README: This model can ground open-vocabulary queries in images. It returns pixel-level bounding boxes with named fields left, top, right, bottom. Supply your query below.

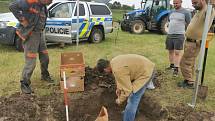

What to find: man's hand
left=115, top=89, right=122, bottom=105
left=116, top=89, right=121, bottom=97
left=115, top=98, right=121, bottom=105
left=20, top=17, right=28, bottom=27
left=115, top=89, right=128, bottom=105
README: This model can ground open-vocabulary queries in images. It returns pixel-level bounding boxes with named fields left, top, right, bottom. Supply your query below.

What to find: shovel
left=197, top=33, right=214, bottom=100
left=95, top=106, right=108, bottom=121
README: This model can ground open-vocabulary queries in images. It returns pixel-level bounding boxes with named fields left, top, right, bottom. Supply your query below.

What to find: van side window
left=90, top=5, right=111, bottom=15
left=74, top=4, right=85, bottom=16
left=51, top=3, right=74, bottom=18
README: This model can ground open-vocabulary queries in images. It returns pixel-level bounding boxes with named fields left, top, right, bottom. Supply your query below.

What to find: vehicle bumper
left=0, top=26, right=16, bottom=45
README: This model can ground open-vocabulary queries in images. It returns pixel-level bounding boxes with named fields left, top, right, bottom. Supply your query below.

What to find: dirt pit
left=0, top=67, right=214, bottom=121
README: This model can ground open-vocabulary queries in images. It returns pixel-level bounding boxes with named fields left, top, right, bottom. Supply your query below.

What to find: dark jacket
left=9, top=0, right=48, bottom=41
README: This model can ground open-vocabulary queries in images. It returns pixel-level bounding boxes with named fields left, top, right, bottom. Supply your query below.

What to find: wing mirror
left=155, top=0, right=159, bottom=5
left=48, top=11, right=55, bottom=18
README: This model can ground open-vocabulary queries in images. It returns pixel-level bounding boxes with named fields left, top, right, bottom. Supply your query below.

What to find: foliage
left=0, top=1, right=10, bottom=13
left=108, top=2, right=134, bottom=10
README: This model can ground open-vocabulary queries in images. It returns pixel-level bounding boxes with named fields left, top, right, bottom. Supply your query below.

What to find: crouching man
left=96, top=54, right=155, bottom=121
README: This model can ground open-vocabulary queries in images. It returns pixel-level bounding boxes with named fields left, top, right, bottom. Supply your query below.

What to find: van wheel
left=89, top=28, right=104, bottom=43
left=15, top=37, right=24, bottom=52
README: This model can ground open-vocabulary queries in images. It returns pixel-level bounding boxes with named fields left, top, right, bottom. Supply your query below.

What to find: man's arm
left=113, top=67, right=132, bottom=104
left=185, top=10, right=192, bottom=28
left=9, top=0, right=30, bottom=27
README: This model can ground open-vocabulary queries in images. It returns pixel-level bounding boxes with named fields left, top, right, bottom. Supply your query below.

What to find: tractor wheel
left=160, top=17, right=169, bottom=35
left=15, top=36, right=24, bottom=52
left=89, top=27, right=104, bottom=43
left=121, top=24, right=126, bottom=31
left=120, top=23, right=126, bottom=31
left=131, top=20, right=145, bottom=34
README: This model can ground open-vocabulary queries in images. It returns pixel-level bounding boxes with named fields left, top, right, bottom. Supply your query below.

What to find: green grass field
left=0, top=3, right=215, bottom=112
left=0, top=30, right=215, bottom=111
left=0, top=1, right=10, bottom=13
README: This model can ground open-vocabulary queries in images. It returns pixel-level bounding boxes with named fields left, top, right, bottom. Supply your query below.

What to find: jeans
left=123, top=70, right=155, bottom=121
left=123, top=83, right=147, bottom=121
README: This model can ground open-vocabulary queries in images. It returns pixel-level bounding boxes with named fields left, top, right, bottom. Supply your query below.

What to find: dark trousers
left=21, top=31, right=49, bottom=85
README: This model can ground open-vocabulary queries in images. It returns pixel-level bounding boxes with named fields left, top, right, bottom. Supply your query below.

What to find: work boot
left=186, top=82, right=194, bottom=89
left=165, top=64, right=174, bottom=70
left=177, top=80, right=188, bottom=88
left=173, top=67, right=179, bottom=77
left=20, top=82, right=32, bottom=94
left=41, top=75, right=54, bottom=83
left=177, top=80, right=194, bottom=89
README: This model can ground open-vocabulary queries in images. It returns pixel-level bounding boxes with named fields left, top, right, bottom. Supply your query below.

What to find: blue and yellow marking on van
left=46, top=21, right=72, bottom=26
left=6, top=21, right=18, bottom=27
left=46, top=17, right=112, bottom=37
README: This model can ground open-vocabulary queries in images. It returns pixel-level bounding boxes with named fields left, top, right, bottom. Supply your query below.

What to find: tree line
left=81, top=0, right=135, bottom=10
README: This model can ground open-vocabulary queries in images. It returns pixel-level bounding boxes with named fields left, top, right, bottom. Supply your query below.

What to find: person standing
left=9, top=0, right=54, bottom=94
left=178, top=0, right=215, bottom=88
left=96, top=54, right=155, bottom=121
left=165, top=0, right=191, bottom=76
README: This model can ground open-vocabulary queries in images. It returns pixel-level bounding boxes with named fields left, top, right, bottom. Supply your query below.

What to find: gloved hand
left=116, top=88, right=121, bottom=97
left=20, top=17, right=29, bottom=27
left=115, top=89, right=127, bottom=105
left=115, top=98, right=122, bottom=105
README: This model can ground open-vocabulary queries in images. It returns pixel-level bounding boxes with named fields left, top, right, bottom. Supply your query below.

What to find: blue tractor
left=121, top=0, right=172, bottom=34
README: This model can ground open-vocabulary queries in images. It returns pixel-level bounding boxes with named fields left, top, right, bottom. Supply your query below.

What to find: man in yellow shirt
left=178, top=0, right=215, bottom=88
left=96, top=54, right=155, bottom=121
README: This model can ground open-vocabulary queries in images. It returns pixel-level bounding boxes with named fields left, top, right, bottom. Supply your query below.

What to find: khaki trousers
left=180, top=41, right=201, bottom=81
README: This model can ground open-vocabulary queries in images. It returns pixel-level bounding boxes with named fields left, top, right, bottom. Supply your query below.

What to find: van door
left=45, top=2, right=75, bottom=43
left=71, top=3, right=89, bottom=40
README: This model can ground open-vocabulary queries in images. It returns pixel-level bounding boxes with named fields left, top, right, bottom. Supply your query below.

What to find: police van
left=0, top=0, right=113, bottom=51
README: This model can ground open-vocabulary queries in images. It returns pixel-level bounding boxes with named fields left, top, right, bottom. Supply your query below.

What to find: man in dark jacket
left=9, top=0, right=54, bottom=94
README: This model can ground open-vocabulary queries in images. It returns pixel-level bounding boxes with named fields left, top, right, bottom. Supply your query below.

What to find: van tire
left=89, top=28, right=104, bottom=43
left=15, top=37, right=24, bottom=52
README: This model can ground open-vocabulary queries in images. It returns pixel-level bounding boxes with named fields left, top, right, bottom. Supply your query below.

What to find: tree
left=122, top=4, right=134, bottom=10
left=112, top=1, right=121, bottom=9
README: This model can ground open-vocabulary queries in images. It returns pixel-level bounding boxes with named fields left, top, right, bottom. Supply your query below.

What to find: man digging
left=96, top=54, right=155, bottom=121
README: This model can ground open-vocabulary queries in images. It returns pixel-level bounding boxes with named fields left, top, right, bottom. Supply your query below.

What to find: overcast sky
left=110, top=0, right=193, bottom=9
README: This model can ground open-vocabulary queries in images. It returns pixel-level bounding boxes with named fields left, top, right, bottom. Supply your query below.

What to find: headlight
left=0, top=21, right=7, bottom=28
left=123, top=14, right=130, bottom=20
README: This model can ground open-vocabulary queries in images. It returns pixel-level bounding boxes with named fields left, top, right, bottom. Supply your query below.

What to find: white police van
left=0, top=0, right=113, bottom=51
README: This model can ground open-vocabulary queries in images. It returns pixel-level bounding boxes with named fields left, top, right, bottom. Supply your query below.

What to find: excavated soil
left=0, top=67, right=214, bottom=121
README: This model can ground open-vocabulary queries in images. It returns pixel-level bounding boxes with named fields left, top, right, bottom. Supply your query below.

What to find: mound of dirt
left=0, top=67, right=214, bottom=121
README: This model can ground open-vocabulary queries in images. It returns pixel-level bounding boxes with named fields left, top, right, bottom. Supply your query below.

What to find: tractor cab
left=142, top=0, right=170, bottom=19
left=121, top=0, right=172, bottom=34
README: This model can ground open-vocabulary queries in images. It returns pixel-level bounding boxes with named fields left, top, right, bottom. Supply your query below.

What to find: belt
left=186, top=38, right=196, bottom=43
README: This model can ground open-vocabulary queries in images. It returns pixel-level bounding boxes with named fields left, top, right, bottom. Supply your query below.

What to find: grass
left=0, top=5, right=215, bottom=112
left=112, top=9, right=128, bottom=21
left=0, top=1, right=10, bottom=13
left=1, top=30, right=215, bottom=111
